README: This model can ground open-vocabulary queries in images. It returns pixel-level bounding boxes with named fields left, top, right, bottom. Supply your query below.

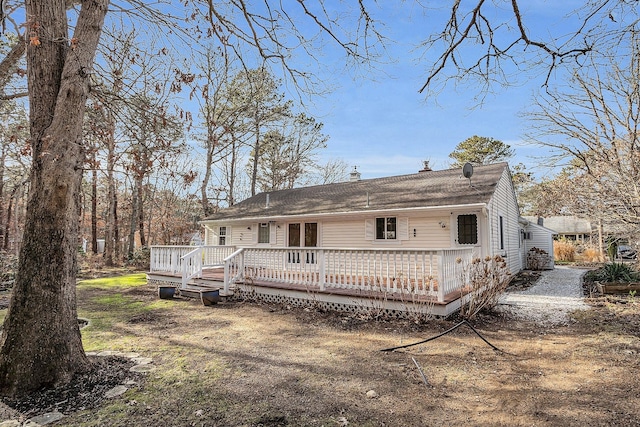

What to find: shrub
left=554, top=239, right=576, bottom=262
left=527, top=247, right=551, bottom=270
left=458, top=255, right=511, bottom=319
left=581, top=246, right=602, bottom=263
left=593, top=262, right=640, bottom=283
left=127, top=248, right=150, bottom=270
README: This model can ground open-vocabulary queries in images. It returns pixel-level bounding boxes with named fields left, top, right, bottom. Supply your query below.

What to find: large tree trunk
left=0, top=0, right=109, bottom=397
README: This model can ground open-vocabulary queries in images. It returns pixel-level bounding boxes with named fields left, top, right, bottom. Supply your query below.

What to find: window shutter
left=270, top=223, right=277, bottom=244
left=227, top=226, right=232, bottom=244
left=365, top=219, right=374, bottom=240
left=398, top=217, right=409, bottom=240
left=252, top=223, right=258, bottom=243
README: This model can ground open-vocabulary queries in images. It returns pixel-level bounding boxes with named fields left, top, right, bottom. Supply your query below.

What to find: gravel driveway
left=496, top=265, right=590, bottom=326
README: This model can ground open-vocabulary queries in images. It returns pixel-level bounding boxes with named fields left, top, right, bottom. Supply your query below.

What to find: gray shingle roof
left=205, top=162, right=509, bottom=221
left=525, top=216, right=592, bottom=234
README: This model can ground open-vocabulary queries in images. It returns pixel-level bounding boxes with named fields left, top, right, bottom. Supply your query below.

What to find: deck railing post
left=437, top=250, right=445, bottom=302
left=318, top=249, right=325, bottom=291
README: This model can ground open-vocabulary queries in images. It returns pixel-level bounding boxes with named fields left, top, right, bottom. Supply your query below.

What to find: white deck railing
left=150, top=245, right=237, bottom=276
left=150, top=246, right=475, bottom=302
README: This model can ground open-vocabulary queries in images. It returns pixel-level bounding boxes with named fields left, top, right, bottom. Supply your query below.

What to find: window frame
left=375, top=217, right=397, bottom=240
left=218, top=226, right=227, bottom=246
left=457, top=214, right=478, bottom=245
left=258, top=222, right=270, bottom=244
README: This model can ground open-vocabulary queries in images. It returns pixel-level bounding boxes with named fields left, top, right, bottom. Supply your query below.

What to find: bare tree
left=418, top=1, right=638, bottom=96
left=194, top=48, right=243, bottom=216
left=526, top=30, right=640, bottom=240
left=311, top=158, right=349, bottom=185
left=254, top=113, right=328, bottom=192
left=0, top=0, right=109, bottom=397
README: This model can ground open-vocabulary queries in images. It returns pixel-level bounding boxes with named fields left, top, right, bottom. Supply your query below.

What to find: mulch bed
left=1, top=356, right=143, bottom=418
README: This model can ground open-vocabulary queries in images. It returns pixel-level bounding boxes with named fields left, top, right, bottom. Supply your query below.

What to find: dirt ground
left=2, top=272, right=640, bottom=426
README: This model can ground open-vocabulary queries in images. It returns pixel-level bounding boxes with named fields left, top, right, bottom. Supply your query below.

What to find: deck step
left=179, top=285, right=221, bottom=306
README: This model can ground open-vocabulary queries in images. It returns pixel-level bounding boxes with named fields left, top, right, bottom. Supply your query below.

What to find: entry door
left=304, top=223, right=317, bottom=247
left=288, top=223, right=301, bottom=247
left=287, top=223, right=317, bottom=264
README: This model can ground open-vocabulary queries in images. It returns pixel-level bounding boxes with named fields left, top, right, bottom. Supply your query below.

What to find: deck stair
left=178, top=283, right=225, bottom=306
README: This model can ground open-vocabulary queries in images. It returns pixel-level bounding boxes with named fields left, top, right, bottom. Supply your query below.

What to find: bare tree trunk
left=127, top=180, right=138, bottom=260
left=598, top=218, right=605, bottom=261
left=103, top=112, right=117, bottom=265
left=91, top=167, right=98, bottom=254
left=0, top=144, right=5, bottom=247
left=0, top=0, right=109, bottom=397
left=200, top=140, right=214, bottom=216
left=250, top=124, right=260, bottom=196
left=137, top=175, right=146, bottom=248
left=229, top=139, right=237, bottom=206
left=2, top=184, right=19, bottom=251
left=113, top=192, right=120, bottom=261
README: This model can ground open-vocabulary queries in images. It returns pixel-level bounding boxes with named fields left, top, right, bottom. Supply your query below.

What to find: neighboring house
left=149, top=162, right=546, bottom=317
left=525, top=216, right=593, bottom=243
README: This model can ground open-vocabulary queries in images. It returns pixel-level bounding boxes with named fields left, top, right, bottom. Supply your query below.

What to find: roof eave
left=200, top=202, right=488, bottom=224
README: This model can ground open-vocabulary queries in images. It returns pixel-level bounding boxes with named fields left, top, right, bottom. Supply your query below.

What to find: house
left=148, top=162, right=548, bottom=317
left=519, top=218, right=556, bottom=269
left=525, top=216, right=593, bottom=243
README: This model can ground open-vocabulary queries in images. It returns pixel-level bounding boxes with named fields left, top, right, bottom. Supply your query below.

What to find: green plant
left=595, top=262, right=640, bottom=283
left=127, top=247, right=151, bottom=269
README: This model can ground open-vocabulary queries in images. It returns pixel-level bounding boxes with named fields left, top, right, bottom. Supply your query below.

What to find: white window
left=258, top=223, right=270, bottom=243
left=376, top=217, right=397, bottom=240
left=218, top=226, right=227, bottom=245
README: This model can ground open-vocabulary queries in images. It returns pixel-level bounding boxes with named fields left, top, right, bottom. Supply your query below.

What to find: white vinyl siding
left=524, top=224, right=555, bottom=269
left=487, top=168, right=523, bottom=273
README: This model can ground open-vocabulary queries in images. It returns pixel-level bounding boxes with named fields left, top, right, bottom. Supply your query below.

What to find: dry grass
left=3, top=274, right=640, bottom=426
left=580, top=246, right=604, bottom=263
left=554, top=240, right=577, bottom=262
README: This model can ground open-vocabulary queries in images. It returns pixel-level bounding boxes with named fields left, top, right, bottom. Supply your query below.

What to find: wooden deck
left=148, top=267, right=463, bottom=306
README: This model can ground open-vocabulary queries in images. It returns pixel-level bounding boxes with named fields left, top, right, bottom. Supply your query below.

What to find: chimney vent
left=419, top=160, right=432, bottom=172
left=350, top=166, right=361, bottom=182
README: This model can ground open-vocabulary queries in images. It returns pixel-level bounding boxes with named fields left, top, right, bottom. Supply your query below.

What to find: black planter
left=158, top=286, right=176, bottom=299
left=200, top=289, right=220, bottom=306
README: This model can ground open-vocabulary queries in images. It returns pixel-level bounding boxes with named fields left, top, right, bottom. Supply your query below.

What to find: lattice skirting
left=231, top=285, right=452, bottom=319
left=148, top=278, right=179, bottom=288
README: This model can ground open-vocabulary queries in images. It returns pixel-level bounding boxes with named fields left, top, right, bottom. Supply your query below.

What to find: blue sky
left=295, top=1, right=581, bottom=179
